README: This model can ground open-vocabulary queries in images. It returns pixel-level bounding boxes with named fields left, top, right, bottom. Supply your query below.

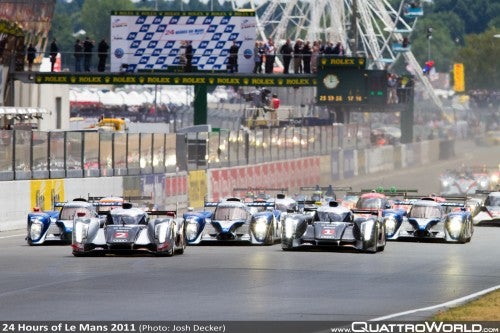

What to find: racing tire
left=175, top=235, right=186, bottom=255
left=281, top=240, right=293, bottom=251
left=264, top=223, right=274, bottom=246
left=362, top=226, right=379, bottom=254
left=166, top=247, right=174, bottom=257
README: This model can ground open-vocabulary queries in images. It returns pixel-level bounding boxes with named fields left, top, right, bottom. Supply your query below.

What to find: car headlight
left=384, top=216, right=397, bottom=236
left=479, top=180, right=489, bottom=188
left=284, top=217, right=300, bottom=238
left=74, top=222, right=89, bottom=243
left=253, top=217, right=269, bottom=240
left=447, top=216, right=463, bottom=238
left=155, top=223, right=171, bottom=244
left=29, top=220, right=44, bottom=240
left=491, top=174, right=499, bottom=183
left=185, top=222, right=199, bottom=241
left=361, top=219, right=375, bottom=241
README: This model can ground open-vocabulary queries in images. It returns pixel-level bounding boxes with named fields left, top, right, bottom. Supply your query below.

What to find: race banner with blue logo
left=110, top=11, right=256, bottom=73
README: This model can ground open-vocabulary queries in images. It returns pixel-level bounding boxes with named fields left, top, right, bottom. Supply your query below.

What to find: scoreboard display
left=110, top=11, right=256, bottom=73
left=316, top=56, right=367, bottom=105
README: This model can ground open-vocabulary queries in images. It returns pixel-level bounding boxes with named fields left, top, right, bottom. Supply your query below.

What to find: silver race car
left=473, top=191, right=500, bottom=226
left=281, top=201, right=386, bottom=253
left=71, top=203, right=186, bottom=256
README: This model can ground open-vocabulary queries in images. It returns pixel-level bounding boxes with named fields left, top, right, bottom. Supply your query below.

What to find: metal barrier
left=0, top=123, right=367, bottom=181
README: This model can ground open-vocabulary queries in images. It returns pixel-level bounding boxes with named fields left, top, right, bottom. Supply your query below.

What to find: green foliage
left=81, top=0, right=135, bottom=42
left=455, top=28, right=500, bottom=90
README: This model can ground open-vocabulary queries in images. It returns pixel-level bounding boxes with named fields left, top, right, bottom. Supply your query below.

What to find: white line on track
left=372, top=285, right=500, bottom=321
left=0, top=234, right=25, bottom=239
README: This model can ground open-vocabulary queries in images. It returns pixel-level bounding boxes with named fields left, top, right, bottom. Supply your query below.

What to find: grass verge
left=431, top=289, right=500, bottom=321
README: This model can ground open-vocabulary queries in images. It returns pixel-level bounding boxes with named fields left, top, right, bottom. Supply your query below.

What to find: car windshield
left=213, top=206, right=248, bottom=220
left=409, top=205, right=442, bottom=218
left=316, top=211, right=350, bottom=222
left=109, top=214, right=145, bottom=225
left=276, top=202, right=296, bottom=212
left=357, top=197, right=385, bottom=209
left=485, top=196, right=500, bottom=206
left=59, top=207, right=94, bottom=220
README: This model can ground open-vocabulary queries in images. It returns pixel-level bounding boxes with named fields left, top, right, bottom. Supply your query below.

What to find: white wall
left=13, top=81, right=70, bottom=130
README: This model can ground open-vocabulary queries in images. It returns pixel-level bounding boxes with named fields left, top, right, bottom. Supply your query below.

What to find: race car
left=473, top=191, right=500, bottom=226
left=281, top=201, right=386, bottom=253
left=183, top=198, right=279, bottom=245
left=299, top=185, right=352, bottom=204
left=353, top=190, right=413, bottom=239
left=386, top=197, right=473, bottom=243
left=26, top=198, right=98, bottom=245
left=439, top=167, right=491, bottom=195
left=71, top=203, right=186, bottom=256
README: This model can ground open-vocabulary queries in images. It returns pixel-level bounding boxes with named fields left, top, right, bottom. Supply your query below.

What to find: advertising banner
left=110, top=11, right=256, bottom=73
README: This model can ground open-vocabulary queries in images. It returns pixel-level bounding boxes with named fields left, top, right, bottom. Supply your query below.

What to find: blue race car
left=386, top=196, right=473, bottom=243
left=183, top=197, right=279, bottom=245
left=26, top=198, right=99, bottom=245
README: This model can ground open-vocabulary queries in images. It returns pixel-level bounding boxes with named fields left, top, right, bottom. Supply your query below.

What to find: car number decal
left=322, top=228, right=335, bottom=235
left=114, top=231, right=129, bottom=238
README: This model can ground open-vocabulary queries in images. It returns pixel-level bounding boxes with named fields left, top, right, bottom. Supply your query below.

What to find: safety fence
left=0, top=124, right=369, bottom=182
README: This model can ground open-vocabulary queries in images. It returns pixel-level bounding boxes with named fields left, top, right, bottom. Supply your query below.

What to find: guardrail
left=0, top=123, right=367, bottom=181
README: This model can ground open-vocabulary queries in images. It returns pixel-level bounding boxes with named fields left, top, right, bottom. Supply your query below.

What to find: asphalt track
left=0, top=139, right=499, bottom=324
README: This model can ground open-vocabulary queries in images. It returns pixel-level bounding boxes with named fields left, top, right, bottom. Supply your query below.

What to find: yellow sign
left=188, top=170, right=207, bottom=209
left=453, top=63, right=465, bottom=92
left=30, top=179, right=65, bottom=211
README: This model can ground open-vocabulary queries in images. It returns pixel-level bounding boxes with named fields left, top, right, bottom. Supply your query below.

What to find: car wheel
left=175, top=233, right=186, bottom=255
left=265, top=223, right=274, bottom=245
left=281, top=240, right=293, bottom=251
left=363, top=225, right=378, bottom=253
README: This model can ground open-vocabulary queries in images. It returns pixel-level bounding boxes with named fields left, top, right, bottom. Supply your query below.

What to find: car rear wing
left=246, top=201, right=275, bottom=208
left=361, top=188, right=418, bottom=197
left=233, top=187, right=288, bottom=193
left=53, top=197, right=88, bottom=209
left=299, top=186, right=352, bottom=192
left=145, top=210, right=178, bottom=218
left=351, top=209, right=380, bottom=216
left=88, top=195, right=152, bottom=202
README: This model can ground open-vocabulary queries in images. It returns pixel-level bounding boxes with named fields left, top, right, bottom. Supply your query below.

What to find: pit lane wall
left=0, top=140, right=443, bottom=232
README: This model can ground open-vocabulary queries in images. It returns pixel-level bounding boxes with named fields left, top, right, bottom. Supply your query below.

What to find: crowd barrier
left=0, top=124, right=453, bottom=231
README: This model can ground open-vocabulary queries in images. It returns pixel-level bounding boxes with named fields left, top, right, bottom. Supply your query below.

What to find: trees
left=455, top=27, right=500, bottom=90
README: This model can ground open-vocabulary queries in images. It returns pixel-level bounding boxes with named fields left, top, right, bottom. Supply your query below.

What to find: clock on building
left=323, top=74, right=340, bottom=89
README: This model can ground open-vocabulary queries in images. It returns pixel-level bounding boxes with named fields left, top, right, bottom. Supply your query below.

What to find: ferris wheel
left=230, top=0, right=443, bottom=111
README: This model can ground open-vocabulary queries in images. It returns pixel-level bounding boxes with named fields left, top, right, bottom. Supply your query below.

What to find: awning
left=0, top=107, right=51, bottom=119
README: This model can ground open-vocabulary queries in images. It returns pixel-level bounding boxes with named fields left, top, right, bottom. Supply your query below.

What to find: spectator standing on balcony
left=293, top=39, right=303, bottom=74
left=227, top=40, right=239, bottom=73
left=253, top=41, right=264, bottom=74
left=279, top=38, right=293, bottom=74
left=332, top=41, right=345, bottom=56
left=264, top=38, right=276, bottom=74
left=74, top=39, right=83, bottom=72
left=26, top=43, right=36, bottom=71
left=302, top=40, right=312, bottom=74
left=49, top=38, right=58, bottom=72
left=387, top=73, right=398, bottom=104
left=83, top=36, right=94, bottom=72
left=97, top=38, right=109, bottom=72
left=185, top=40, right=193, bottom=72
